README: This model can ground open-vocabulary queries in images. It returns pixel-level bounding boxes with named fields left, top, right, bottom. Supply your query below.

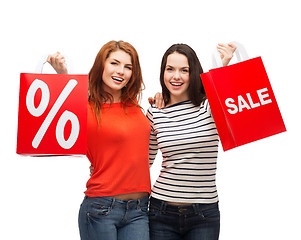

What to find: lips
left=170, top=82, right=183, bottom=86
left=112, top=76, right=124, bottom=83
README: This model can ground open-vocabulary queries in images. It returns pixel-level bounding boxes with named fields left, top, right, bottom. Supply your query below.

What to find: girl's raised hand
left=47, top=52, right=68, bottom=74
left=217, top=43, right=237, bottom=66
left=148, top=92, right=165, bottom=110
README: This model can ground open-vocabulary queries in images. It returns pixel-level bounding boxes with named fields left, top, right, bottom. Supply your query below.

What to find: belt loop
left=137, top=198, right=141, bottom=210
left=111, top=198, right=115, bottom=211
left=193, top=203, right=200, bottom=215
left=159, top=200, right=167, bottom=214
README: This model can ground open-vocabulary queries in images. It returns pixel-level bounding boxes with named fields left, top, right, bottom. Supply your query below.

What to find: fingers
left=158, top=100, right=165, bottom=110
left=217, top=43, right=236, bottom=66
left=46, top=51, right=68, bottom=74
left=217, top=44, right=229, bottom=56
left=217, top=43, right=228, bottom=49
left=47, top=52, right=65, bottom=65
left=217, top=43, right=237, bottom=55
left=228, top=43, right=237, bottom=51
left=154, top=92, right=164, bottom=110
left=89, top=165, right=94, bottom=176
left=216, top=44, right=227, bottom=59
left=148, top=97, right=154, bottom=105
left=148, top=93, right=165, bottom=109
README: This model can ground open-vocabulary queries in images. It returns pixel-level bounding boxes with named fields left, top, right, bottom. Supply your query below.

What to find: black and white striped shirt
left=147, top=99, right=219, bottom=203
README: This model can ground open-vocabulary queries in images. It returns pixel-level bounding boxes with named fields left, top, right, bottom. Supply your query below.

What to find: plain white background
left=1, top=0, right=300, bottom=239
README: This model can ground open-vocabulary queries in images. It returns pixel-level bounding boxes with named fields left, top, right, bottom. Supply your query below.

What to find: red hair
left=88, top=40, right=144, bottom=119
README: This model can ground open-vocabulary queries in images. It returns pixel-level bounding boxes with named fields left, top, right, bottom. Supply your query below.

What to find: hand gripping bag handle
left=35, top=54, right=72, bottom=73
left=212, top=41, right=249, bottom=68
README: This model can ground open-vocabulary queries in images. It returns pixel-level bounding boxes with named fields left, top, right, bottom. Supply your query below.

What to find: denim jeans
left=78, top=195, right=150, bottom=240
left=149, top=197, right=220, bottom=240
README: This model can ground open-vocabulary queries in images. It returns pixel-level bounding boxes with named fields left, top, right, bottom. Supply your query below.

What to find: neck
left=167, top=95, right=189, bottom=107
left=103, top=97, right=121, bottom=104
left=102, top=85, right=122, bottom=103
left=103, top=91, right=122, bottom=104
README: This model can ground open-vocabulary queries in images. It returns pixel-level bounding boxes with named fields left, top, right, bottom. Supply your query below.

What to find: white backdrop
left=1, top=0, right=300, bottom=239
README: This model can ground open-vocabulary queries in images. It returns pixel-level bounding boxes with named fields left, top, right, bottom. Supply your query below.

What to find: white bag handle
left=35, top=54, right=71, bottom=73
left=212, top=41, right=249, bottom=68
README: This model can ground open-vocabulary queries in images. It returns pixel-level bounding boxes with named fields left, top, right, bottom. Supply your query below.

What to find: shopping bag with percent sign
left=17, top=70, right=88, bottom=155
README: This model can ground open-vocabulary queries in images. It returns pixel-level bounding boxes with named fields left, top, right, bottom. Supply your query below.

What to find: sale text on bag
left=225, top=87, right=272, bottom=114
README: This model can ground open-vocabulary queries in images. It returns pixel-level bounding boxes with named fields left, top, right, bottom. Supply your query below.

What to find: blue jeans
left=149, top=197, right=220, bottom=240
left=78, top=196, right=150, bottom=240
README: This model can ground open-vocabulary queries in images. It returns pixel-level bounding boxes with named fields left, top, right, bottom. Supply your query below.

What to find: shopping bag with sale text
left=17, top=59, right=88, bottom=155
left=201, top=42, right=286, bottom=151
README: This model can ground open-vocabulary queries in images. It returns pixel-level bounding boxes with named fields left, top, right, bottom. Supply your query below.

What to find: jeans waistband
left=84, top=195, right=149, bottom=208
left=150, top=197, right=218, bottom=215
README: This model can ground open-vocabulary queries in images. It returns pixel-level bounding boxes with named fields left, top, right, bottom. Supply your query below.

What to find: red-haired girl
left=48, top=40, right=152, bottom=240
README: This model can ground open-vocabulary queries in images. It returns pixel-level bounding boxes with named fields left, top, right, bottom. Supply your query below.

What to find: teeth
left=112, top=77, right=124, bottom=82
left=171, top=82, right=183, bottom=86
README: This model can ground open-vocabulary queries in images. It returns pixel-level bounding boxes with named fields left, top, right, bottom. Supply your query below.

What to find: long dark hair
left=160, top=43, right=206, bottom=106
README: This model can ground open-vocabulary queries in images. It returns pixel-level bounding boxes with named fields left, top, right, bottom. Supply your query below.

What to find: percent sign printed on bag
left=26, top=79, right=79, bottom=149
left=17, top=73, right=88, bottom=155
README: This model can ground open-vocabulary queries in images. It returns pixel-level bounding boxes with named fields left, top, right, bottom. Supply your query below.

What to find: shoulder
left=146, top=104, right=166, bottom=123
left=204, top=98, right=210, bottom=111
left=200, top=99, right=212, bottom=116
left=146, top=104, right=155, bottom=120
left=87, top=102, right=95, bottom=115
left=201, top=98, right=209, bottom=109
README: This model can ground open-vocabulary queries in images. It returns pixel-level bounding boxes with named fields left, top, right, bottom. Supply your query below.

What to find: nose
left=173, top=70, right=180, bottom=80
left=116, top=65, right=124, bottom=75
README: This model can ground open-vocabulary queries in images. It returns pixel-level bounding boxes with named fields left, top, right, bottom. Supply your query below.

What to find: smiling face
left=163, top=52, right=190, bottom=105
left=102, top=50, right=133, bottom=102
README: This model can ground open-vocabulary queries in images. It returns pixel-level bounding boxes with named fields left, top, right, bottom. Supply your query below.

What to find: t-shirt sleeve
left=146, top=106, right=158, bottom=167
left=204, top=99, right=213, bottom=117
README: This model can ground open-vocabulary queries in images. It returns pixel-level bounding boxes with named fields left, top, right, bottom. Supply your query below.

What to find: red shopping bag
left=201, top=42, right=286, bottom=151
left=17, top=59, right=88, bottom=155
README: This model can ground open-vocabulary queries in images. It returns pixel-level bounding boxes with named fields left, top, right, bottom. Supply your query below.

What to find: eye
left=111, top=62, right=117, bottom=65
left=125, top=66, right=132, bottom=70
left=166, top=67, right=173, bottom=71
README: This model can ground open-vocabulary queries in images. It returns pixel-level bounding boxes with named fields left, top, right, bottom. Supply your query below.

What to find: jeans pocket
left=201, top=203, right=220, bottom=222
left=87, top=201, right=112, bottom=218
left=149, top=205, right=160, bottom=220
left=139, top=205, right=149, bottom=216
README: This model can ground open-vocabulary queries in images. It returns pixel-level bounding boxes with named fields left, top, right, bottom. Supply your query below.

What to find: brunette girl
left=147, top=43, right=236, bottom=240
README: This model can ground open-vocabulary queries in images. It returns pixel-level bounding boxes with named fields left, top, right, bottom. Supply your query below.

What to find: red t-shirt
left=85, top=102, right=151, bottom=197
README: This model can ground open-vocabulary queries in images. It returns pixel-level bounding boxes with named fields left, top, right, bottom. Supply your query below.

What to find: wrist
left=57, top=70, right=68, bottom=74
left=56, top=66, right=68, bottom=74
left=222, top=58, right=231, bottom=66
